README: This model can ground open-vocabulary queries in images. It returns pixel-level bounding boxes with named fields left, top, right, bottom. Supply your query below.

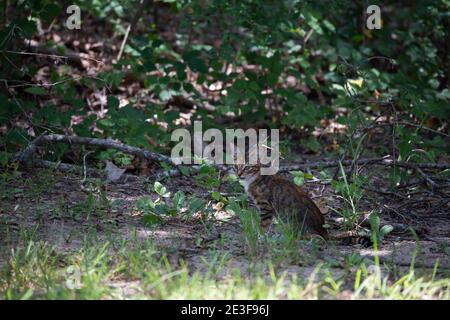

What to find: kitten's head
left=234, top=161, right=261, bottom=180
left=231, top=142, right=261, bottom=180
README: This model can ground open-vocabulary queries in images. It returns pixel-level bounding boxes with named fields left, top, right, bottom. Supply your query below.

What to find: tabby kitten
left=235, top=159, right=329, bottom=240
left=234, top=158, right=373, bottom=246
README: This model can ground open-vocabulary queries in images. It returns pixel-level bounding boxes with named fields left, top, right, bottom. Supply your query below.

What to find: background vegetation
left=1, top=0, right=449, bottom=166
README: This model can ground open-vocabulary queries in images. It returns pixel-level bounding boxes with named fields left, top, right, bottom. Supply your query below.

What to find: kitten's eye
left=236, top=165, right=245, bottom=177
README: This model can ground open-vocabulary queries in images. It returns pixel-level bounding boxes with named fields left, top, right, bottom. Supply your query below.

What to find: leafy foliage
left=138, top=181, right=212, bottom=225
left=1, top=0, right=448, bottom=160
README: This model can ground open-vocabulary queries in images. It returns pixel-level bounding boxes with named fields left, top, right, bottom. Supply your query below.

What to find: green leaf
left=226, top=201, right=242, bottom=216
left=137, top=196, right=155, bottom=211
left=159, top=89, right=175, bottom=101
left=173, top=190, right=185, bottom=210
left=157, top=163, right=170, bottom=173
left=41, top=3, right=62, bottom=23
left=153, top=203, right=169, bottom=215
left=24, top=87, right=47, bottom=95
left=304, top=173, right=314, bottom=180
left=211, top=191, right=222, bottom=202
left=369, top=212, right=381, bottom=232
left=267, top=73, right=279, bottom=87
left=183, top=51, right=208, bottom=73
left=291, top=171, right=305, bottom=186
left=0, top=151, right=10, bottom=166
left=143, top=213, right=164, bottom=226
left=153, top=181, right=167, bottom=196
left=304, top=137, right=321, bottom=153
left=323, top=20, right=336, bottom=33
left=15, top=18, right=37, bottom=38
left=188, top=197, right=204, bottom=214
left=97, top=118, right=115, bottom=128
left=107, top=96, right=120, bottom=109
left=179, top=165, right=190, bottom=176
left=380, top=225, right=394, bottom=237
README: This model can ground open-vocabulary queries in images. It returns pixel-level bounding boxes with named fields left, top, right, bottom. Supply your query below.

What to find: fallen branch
left=25, top=42, right=84, bottom=69
left=15, top=134, right=450, bottom=181
left=280, top=156, right=450, bottom=172
left=14, top=133, right=173, bottom=181
left=280, top=156, right=389, bottom=172
left=36, top=134, right=175, bottom=166
left=2, top=40, right=104, bottom=69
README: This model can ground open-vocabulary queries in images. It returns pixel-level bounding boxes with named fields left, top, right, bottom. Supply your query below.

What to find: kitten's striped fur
left=235, top=161, right=329, bottom=239
left=234, top=153, right=371, bottom=246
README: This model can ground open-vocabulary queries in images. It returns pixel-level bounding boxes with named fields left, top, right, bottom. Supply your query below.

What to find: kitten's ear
left=230, top=140, right=248, bottom=165
left=247, top=142, right=259, bottom=165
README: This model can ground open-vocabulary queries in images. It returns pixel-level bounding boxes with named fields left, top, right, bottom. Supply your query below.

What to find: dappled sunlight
left=1, top=0, right=448, bottom=301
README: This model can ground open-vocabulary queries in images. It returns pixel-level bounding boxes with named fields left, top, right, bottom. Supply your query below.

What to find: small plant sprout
left=369, top=212, right=394, bottom=246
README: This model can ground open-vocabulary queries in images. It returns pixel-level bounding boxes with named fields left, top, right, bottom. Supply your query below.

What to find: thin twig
left=370, top=121, right=450, bottom=138
left=0, top=46, right=104, bottom=68
left=416, top=167, right=438, bottom=191
left=117, top=0, right=151, bottom=61
left=82, top=151, right=94, bottom=183
left=281, top=156, right=450, bottom=172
